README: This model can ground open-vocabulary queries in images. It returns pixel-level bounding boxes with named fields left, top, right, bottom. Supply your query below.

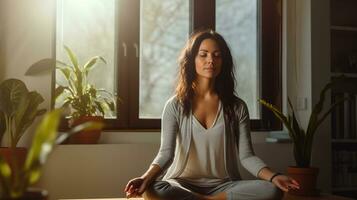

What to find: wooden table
left=62, top=194, right=355, bottom=200
left=283, top=193, right=354, bottom=200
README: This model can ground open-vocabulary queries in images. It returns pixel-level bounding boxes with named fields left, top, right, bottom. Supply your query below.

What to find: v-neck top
left=151, top=96, right=267, bottom=182
left=177, top=102, right=229, bottom=186
left=192, top=101, right=221, bottom=131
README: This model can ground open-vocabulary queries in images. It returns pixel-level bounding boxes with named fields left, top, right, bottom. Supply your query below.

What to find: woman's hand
left=124, top=177, right=149, bottom=198
left=272, top=174, right=300, bottom=192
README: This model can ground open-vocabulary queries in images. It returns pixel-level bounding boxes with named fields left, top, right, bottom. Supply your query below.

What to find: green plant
left=55, top=46, right=115, bottom=120
left=0, top=109, right=103, bottom=199
left=259, top=79, right=347, bottom=167
left=0, top=79, right=46, bottom=147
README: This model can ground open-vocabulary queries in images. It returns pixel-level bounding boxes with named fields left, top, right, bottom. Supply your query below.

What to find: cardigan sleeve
left=238, top=100, right=267, bottom=177
left=151, top=97, right=179, bottom=171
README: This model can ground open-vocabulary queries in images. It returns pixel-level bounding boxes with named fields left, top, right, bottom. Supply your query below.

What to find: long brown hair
left=175, top=29, right=238, bottom=116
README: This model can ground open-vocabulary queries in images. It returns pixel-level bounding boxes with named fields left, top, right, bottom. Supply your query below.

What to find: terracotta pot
left=287, top=166, right=319, bottom=196
left=66, top=116, right=104, bottom=144
left=0, top=147, right=27, bottom=174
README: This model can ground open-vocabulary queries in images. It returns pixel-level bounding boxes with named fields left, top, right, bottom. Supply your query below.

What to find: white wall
left=37, top=143, right=294, bottom=199
left=0, top=0, right=5, bottom=81
left=0, top=0, right=331, bottom=199
left=285, top=0, right=331, bottom=192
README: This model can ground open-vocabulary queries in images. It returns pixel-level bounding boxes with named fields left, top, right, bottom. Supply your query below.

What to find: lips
left=204, top=64, right=215, bottom=70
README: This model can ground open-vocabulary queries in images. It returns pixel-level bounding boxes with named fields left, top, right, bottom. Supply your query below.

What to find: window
left=55, top=0, right=282, bottom=131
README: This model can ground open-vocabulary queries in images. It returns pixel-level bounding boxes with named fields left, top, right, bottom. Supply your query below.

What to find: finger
left=124, top=182, right=131, bottom=192
left=126, top=191, right=132, bottom=198
left=290, top=184, right=300, bottom=190
left=126, top=190, right=138, bottom=198
left=291, top=179, right=300, bottom=188
left=125, top=180, right=135, bottom=192
left=129, top=185, right=136, bottom=193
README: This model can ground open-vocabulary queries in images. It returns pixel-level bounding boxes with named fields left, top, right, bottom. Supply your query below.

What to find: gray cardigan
left=151, top=96, right=267, bottom=181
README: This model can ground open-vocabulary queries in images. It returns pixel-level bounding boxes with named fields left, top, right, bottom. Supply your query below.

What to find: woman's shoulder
left=230, top=96, right=250, bottom=119
left=165, top=95, right=179, bottom=106
left=232, top=96, right=248, bottom=110
left=164, top=95, right=182, bottom=111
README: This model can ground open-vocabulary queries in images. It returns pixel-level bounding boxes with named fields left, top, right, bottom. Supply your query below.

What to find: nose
left=206, top=54, right=213, bottom=63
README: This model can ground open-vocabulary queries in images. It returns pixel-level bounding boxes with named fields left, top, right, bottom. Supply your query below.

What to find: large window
left=55, top=0, right=282, bottom=130
left=216, top=0, right=259, bottom=119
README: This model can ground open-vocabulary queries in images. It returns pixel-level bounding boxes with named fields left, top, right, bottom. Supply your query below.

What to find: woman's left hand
left=272, top=174, right=300, bottom=192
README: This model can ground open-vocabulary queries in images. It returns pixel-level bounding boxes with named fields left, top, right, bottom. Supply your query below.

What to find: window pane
left=56, top=0, right=117, bottom=118
left=139, top=0, right=189, bottom=119
left=216, top=0, right=260, bottom=119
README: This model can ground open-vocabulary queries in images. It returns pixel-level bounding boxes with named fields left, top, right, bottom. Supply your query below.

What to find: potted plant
left=55, top=46, right=116, bottom=144
left=0, top=78, right=46, bottom=173
left=259, top=78, right=348, bottom=196
left=0, top=109, right=103, bottom=199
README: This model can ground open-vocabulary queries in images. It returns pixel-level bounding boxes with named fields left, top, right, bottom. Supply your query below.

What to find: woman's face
left=194, top=38, right=222, bottom=80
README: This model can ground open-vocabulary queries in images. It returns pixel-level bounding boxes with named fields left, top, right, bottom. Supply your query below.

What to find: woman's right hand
left=124, top=177, right=148, bottom=198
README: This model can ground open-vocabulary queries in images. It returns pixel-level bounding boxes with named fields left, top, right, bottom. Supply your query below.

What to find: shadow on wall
left=0, top=1, right=4, bottom=81
left=0, top=31, right=4, bottom=81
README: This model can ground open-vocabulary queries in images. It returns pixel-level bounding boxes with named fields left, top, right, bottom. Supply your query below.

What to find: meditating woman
left=124, top=29, right=299, bottom=200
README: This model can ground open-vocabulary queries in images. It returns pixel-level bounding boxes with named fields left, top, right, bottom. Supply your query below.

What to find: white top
left=151, top=96, right=267, bottom=181
left=177, top=102, right=229, bottom=187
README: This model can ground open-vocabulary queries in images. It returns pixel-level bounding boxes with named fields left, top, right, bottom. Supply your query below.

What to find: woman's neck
left=193, top=78, right=216, bottom=98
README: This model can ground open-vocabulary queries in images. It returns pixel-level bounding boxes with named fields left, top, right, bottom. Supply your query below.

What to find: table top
left=283, top=193, right=354, bottom=200
left=61, top=194, right=354, bottom=200
left=60, top=199, right=144, bottom=200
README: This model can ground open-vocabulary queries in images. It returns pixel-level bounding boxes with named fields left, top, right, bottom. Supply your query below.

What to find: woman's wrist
left=269, top=172, right=282, bottom=182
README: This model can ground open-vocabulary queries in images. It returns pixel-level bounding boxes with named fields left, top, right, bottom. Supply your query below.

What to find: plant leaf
left=57, top=67, right=71, bottom=80
left=0, top=155, right=12, bottom=197
left=94, top=101, right=105, bottom=116
left=64, top=46, right=79, bottom=71
left=24, top=109, right=62, bottom=185
left=83, top=56, right=106, bottom=75
left=0, top=79, right=29, bottom=116
left=25, top=58, right=56, bottom=76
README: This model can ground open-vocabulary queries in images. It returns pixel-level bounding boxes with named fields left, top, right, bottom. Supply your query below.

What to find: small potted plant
left=0, top=78, right=46, bottom=173
left=259, top=78, right=348, bottom=196
left=0, top=109, right=103, bottom=199
left=55, top=46, right=116, bottom=144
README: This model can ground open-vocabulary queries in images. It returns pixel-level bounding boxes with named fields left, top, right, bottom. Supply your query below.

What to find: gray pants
left=146, top=179, right=283, bottom=200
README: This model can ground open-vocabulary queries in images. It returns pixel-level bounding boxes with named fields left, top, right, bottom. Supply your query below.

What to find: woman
left=124, top=30, right=299, bottom=200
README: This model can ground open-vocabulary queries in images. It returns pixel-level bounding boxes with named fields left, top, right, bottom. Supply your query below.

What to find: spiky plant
left=259, top=78, right=347, bottom=167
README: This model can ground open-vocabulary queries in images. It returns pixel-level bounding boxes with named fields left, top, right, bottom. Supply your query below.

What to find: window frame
left=55, top=0, right=282, bottom=131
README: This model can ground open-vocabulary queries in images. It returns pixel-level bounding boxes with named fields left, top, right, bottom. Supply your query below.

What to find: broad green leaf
left=56, top=60, right=71, bottom=68
left=83, top=56, right=107, bottom=76
left=24, top=109, right=62, bottom=185
left=0, top=156, right=11, bottom=178
left=94, top=101, right=105, bottom=116
left=104, top=98, right=115, bottom=111
left=57, top=67, right=72, bottom=80
left=55, top=86, right=66, bottom=100
left=0, top=79, right=29, bottom=116
left=64, top=46, right=79, bottom=71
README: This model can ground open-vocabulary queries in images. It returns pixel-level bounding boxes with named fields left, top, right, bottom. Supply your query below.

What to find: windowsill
left=265, top=131, right=292, bottom=143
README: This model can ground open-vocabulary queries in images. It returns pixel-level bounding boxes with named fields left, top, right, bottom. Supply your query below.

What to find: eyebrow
left=198, top=49, right=221, bottom=52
